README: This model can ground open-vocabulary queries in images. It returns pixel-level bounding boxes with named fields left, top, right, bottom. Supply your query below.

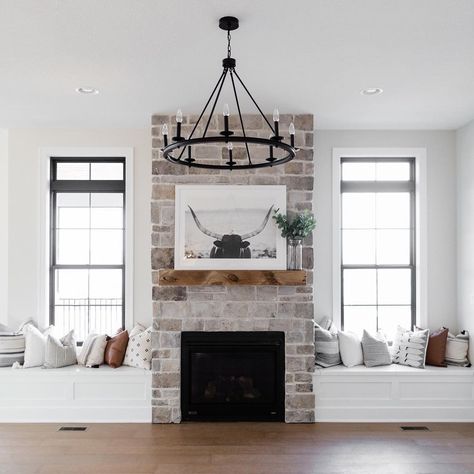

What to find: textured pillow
left=361, top=330, right=391, bottom=367
left=78, top=333, right=108, bottom=367
left=104, top=330, right=129, bottom=368
left=392, top=326, right=429, bottom=368
left=124, top=325, right=152, bottom=370
left=23, top=324, right=54, bottom=368
left=314, top=318, right=341, bottom=367
left=0, top=352, right=24, bottom=367
left=417, top=327, right=448, bottom=367
left=44, top=330, right=77, bottom=369
left=445, top=331, right=470, bottom=367
left=338, top=331, right=363, bottom=367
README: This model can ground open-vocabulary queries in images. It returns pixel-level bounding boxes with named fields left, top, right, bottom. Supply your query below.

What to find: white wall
left=0, top=130, right=8, bottom=325
left=457, top=119, right=474, bottom=361
left=6, top=128, right=151, bottom=330
left=315, top=130, right=457, bottom=332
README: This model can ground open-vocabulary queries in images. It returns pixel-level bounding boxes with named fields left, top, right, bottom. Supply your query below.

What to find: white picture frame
left=174, top=185, right=287, bottom=270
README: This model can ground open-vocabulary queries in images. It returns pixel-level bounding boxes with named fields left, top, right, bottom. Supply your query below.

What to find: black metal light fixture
left=161, top=16, right=298, bottom=170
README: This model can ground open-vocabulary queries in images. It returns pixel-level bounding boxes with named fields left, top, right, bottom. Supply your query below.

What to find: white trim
left=332, top=148, right=428, bottom=330
left=314, top=365, right=474, bottom=422
left=0, top=365, right=151, bottom=423
left=38, top=147, right=134, bottom=331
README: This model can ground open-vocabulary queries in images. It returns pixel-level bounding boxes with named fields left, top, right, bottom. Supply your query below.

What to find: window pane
left=376, top=193, right=410, bottom=229
left=343, top=306, right=377, bottom=337
left=54, top=269, right=122, bottom=342
left=342, top=193, right=375, bottom=229
left=342, top=162, right=375, bottom=181
left=89, top=269, right=123, bottom=299
left=91, top=193, right=123, bottom=229
left=56, top=229, right=89, bottom=264
left=376, top=162, right=410, bottom=181
left=342, top=230, right=375, bottom=264
left=376, top=229, right=410, bottom=264
left=90, top=230, right=123, bottom=264
left=56, top=193, right=90, bottom=229
left=91, top=163, right=124, bottom=180
left=343, top=269, right=376, bottom=305
left=378, top=306, right=412, bottom=341
left=377, top=269, right=411, bottom=305
left=56, top=162, right=89, bottom=180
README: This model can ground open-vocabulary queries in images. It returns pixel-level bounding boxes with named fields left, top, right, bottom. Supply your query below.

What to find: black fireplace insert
left=181, top=331, right=285, bottom=421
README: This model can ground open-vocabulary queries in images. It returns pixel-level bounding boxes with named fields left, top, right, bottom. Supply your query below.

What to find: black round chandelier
left=161, top=16, right=298, bottom=170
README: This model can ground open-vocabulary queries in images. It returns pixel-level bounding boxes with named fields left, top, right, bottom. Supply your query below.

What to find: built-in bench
left=0, top=365, right=151, bottom=423
left=313, top=364, right=474, bottom=422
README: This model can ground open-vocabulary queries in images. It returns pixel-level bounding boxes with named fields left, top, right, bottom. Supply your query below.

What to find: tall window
left=50, top=158, right=125, bottom=342
left=340, top=158, right=415, bottom=340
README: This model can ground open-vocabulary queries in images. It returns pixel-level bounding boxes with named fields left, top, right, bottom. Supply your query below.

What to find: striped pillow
left=44, top=330, right=77, bottom=369
left=445, top=331, right=470, bottom=367
left=361, top=330, right=392, bottom=367
left=392, top=326, right=429, bottom=369
left=314, top=318, right=341, bottom=368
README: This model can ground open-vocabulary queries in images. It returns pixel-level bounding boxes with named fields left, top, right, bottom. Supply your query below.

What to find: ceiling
left=0, top=0, right=473, bottom=130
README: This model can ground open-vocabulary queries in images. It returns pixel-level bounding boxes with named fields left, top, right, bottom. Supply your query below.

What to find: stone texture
left=151, top=113, right=315, bottom=423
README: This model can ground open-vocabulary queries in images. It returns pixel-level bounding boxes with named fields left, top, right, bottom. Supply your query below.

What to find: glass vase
left=287, top=238, right=303, bottom=270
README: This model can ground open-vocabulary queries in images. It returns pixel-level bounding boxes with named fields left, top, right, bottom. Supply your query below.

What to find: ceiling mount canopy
left=161, top=16, right=298, bottom=170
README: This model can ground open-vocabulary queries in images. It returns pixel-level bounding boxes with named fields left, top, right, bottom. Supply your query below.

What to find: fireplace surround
left=151, top=113, right=315, bottom=423
left=181, top=331, right=285, bottom=421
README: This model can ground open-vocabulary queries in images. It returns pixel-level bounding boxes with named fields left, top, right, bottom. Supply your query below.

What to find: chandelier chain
left=227, top=30, right=232, bottom=59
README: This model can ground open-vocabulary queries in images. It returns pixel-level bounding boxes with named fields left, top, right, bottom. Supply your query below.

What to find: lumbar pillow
left=44, top=330, right=77, bottom=369
left=104, top=330, right=129, bottom=368
left=78, top=333, right=108, bottom=367
left=338, top=331, right=363, bottom=367
left=314, top=317, right=341, bottom=367
left=416, top=326, right=449, bottom=367
left=23, top=324, right=54, bottom=368
left=0, top=330, right=26, bottom=367
left=445, top=330, right=470, bottom=367
left=391, top=326, right=429, bottom=368
left=361, top=330, right=391, bottom=367
left=124, top=325, right=152, bottom=370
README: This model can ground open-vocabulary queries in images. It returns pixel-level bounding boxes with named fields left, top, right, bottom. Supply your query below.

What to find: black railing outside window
left=50, top=158, right=126, bottom=342
left=340, top=158, right=416, bottom=340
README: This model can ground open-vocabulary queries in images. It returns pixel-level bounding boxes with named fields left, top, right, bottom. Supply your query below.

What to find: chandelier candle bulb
left=223, top=103, right=230, bottom=135
left=162, top=123, right=168, bottom=147
left=174, top=109, right=183, bottom=141
left=273, top=108, right=280, bottom=139
left=289, top=122, right=295, bottom=147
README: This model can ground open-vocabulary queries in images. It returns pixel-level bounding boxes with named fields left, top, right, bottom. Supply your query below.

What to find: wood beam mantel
left=158, top=270, right=306, bottom=286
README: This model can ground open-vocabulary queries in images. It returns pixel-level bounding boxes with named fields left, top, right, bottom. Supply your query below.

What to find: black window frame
left=340, top=157, right=417, bottom=333
left=49, top=157, right=126, bottom=340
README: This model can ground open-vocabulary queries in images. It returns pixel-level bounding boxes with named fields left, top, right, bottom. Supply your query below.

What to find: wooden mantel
left=158, top=270, right=306, bottom=286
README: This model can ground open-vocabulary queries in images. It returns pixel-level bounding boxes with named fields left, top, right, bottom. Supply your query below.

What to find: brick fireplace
left=150, top=113, right=315, bottom=423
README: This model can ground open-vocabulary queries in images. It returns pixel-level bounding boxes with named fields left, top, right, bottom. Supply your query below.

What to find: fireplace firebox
left=181, top=332, right=285, bottom=421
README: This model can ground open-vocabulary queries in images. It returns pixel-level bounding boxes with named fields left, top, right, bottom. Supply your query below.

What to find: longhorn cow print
left=187, top=205, right=274, bottom=258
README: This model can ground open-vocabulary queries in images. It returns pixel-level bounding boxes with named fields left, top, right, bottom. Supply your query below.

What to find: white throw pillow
left=123, top=325, right=152, bottom=370
left=391, top=326, right=429, bottom=369
left=338, top=331, right=363, bottom=367
left=78, top=333, right=108, bottom=367
left=23, top=324, right=54, bottom=368
left=44, top=330, right=77, bottom=369
left=445, top=331, right=470, bottom=367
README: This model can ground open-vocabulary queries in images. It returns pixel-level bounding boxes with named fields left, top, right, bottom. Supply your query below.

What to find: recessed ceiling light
left=75, top=87, right=99, bottom=95
left=361, top=88, right=383, bottom=96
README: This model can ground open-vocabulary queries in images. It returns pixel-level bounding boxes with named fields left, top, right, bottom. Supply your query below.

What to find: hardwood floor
left=1, top=422, right=474, bottom=473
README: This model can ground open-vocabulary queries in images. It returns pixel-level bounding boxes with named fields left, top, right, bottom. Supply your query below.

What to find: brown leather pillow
left=424, top=327, right=449, bottom=367
left=104, top=330, right=129, bottom=368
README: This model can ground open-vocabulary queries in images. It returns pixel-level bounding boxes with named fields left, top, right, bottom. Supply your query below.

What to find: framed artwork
left=174, top=185, right=287, bottom=270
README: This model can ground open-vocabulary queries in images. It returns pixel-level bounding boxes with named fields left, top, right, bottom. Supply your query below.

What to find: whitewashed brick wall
left=151, top=113, right=315, bottom=423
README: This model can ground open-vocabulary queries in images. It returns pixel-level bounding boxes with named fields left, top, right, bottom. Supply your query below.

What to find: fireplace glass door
left=181, top=332, right=285, bottom=421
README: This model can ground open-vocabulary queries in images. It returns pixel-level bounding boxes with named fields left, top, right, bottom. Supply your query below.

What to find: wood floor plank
left=0, top=422, right=473, bottom=474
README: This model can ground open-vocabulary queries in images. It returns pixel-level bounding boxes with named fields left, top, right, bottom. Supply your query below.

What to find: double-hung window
left=340, top=158, right=416, bottom=340
left=49, top=159, right=126, bottom=343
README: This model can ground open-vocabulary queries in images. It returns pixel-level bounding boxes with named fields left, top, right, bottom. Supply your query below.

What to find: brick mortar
left=151, top=114, right=315, bottom=423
